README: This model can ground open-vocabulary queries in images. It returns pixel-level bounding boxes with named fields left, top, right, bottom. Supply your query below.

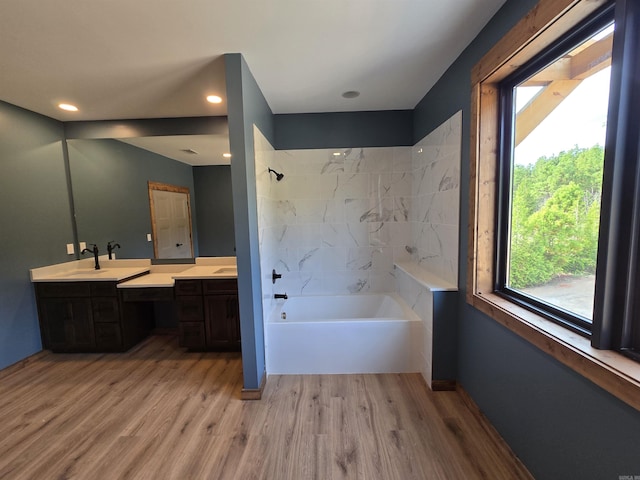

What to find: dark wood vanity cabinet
left=90, top=282, right=124, bottom=351
left=35, top=282, right=95, bottom=352
left=35, top=281, right=150, bottom=352
left=176, top=279, right=240, bottom=351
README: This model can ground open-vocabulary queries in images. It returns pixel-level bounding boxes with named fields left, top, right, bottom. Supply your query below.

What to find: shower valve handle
left=272, top=269, right=282, bottom=284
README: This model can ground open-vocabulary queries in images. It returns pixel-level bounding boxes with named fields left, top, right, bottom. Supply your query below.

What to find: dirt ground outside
left=520, top=274, right=595, bottom=320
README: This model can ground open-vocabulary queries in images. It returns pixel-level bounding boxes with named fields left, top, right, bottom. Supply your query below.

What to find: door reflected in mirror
left=148, top=181, right=194, bottom=259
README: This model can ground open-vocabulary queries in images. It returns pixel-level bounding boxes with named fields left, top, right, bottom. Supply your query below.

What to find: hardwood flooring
left=0, top=335, right=532, bottom=479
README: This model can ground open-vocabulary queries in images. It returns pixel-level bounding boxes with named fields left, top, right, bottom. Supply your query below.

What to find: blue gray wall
left=274, top=110, right=413, bottom=149
left=0, top=101, right=74, bottom=369
left=413, top=1, right=640, bottom=478
left=225, top=53, right=275, bottom=390
left=68, top=139, right=199, bottom=258
left=193, top=165, right=235, bottom=256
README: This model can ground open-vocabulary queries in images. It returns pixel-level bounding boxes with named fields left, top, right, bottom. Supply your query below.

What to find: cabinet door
left=204, top=295, right=239, bottom=350
left=175, top=280, right=202, bottom=296
left=229, top=294, right=241, bottom=349
left=40, top=298, right=95, bottom=351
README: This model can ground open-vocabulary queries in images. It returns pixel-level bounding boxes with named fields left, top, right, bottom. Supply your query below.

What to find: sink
left=63, top=269, right=110, bottom=276
left=214, top=267, right=237, bottom=274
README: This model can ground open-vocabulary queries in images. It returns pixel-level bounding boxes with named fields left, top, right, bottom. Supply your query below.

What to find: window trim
left=494, top=6, right=614, bottom=337
left=468, top=0, right=640, bottom=412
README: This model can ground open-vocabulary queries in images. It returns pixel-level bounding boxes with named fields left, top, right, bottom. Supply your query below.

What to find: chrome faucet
left=107, top=241, right=121, bottom=260
left=81, top=244, right=100, bottom=270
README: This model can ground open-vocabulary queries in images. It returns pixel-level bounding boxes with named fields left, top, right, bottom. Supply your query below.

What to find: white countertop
left=169, top=256, right=237, bottom=280
left=30, top=257, right=237, bottom=286
left=31, top=258, right=151, bottom=282
left=171, top=265, right=238, bottom=280
left=117, top=264, right=196, bottom=288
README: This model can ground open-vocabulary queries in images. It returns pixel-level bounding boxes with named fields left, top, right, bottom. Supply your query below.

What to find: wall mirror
left=67, top=124, right=233, bottom=260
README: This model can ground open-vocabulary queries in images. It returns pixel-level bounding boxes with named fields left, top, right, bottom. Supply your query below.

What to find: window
left=468, top=0, right=640, bottom=409
left=495, top=9, right=614, bottom=336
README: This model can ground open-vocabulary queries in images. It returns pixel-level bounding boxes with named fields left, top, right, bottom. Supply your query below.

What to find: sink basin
left=64, top=269, right=110, bottom=276
left=214, top=267, right=237, bottom=274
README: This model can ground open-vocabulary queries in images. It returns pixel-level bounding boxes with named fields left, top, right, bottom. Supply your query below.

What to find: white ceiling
left=0, top=0, right=506, bottom=162
left=118, top=134, right=231, bottom=166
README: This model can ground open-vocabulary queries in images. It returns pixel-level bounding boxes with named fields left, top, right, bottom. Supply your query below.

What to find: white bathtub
left=265, top=293, right=422, bottom=374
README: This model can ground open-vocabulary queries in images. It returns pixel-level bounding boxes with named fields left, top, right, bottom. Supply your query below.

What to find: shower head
left=268, top=168, right=284, bottom=181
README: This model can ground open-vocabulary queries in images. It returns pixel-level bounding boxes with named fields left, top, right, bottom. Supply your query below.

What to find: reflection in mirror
left=67, top=131, right=234, bottom=260
left=148, top=181, right=194, bottom=259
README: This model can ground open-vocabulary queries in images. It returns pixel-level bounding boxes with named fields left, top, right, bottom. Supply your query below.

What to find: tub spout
left=274, top=293, right=288, bottom=300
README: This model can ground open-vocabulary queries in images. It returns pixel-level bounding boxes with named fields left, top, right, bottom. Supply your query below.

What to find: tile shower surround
left=254, top=111, right=461, bottom=301
left=410, top=110, right=461, bottom=285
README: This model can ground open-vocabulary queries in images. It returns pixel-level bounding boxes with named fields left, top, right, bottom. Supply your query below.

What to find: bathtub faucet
left=274, top=293, right=288, bottom=300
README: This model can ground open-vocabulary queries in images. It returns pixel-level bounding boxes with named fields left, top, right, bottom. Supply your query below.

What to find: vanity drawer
left=92, top=297, right=120, bottom=323
left=176, top=297, right=204, bottom=322
left=175, top=280, right=202, bottom=296
left=178, top=322, right=206, bottom=349
left=36, top=282, right=90, bottom=298
left=203, top=279, right=238, bottom=295
left=90, top=282, right=117, bottom=297
left=120, top=287, right=174, bottom=302
left=94, top=322, right=123, bottom=351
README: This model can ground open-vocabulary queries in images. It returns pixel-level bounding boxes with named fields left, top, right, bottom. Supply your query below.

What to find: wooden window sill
left=470, top=292, right=640, bottom=412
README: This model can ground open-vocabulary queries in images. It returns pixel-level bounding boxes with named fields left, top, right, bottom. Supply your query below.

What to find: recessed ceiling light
left=332, top=152, right=341, bottom=156
left=223, top=153, right=232, bottom=158
left=58, top=103, right=78, bottom=112
left=341, top=91, right=360, bottom=99
left=206, top=95, right=222, bottom=104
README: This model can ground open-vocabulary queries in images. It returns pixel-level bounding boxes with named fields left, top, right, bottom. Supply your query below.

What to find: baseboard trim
left=0, top=349, right=49, bottom=380
left=457, top=385, right=533, bottom=478
left=431, top=379, right=457, bottom=391
left=241, top=371, right=267, bottom=400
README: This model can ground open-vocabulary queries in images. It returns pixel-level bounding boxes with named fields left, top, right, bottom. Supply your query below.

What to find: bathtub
left=265, top=293, right=421, bottom=374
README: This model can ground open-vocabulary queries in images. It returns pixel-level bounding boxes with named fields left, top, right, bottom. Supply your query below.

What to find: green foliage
left=508, top=145, right=604, bottom=288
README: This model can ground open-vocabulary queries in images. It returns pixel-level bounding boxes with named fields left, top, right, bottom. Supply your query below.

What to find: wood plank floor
left=0, top=335, right=533, bottom=479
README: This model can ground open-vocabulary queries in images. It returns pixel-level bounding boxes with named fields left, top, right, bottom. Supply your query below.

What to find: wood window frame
left=468, top=0, right=640, bottom=412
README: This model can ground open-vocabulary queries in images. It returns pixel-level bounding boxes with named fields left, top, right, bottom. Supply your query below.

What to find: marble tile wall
left=254, top=126, right=277, bottom=317
left=259, top=146, right=413, bottom=296
left=256, top=111, right=460, bottom=302
left=409, top=110, right=461, bottom=286
left=395, top=266, right=433, bottom=382
left=396, top=110, right=462, bottom=386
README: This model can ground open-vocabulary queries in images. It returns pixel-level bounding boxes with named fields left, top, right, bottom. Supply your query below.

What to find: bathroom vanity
left=175, top=278, right=240, bottom=351
left=34, top=280, right=153, bottom=352
left=30, top=257, right=238, bottom=353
